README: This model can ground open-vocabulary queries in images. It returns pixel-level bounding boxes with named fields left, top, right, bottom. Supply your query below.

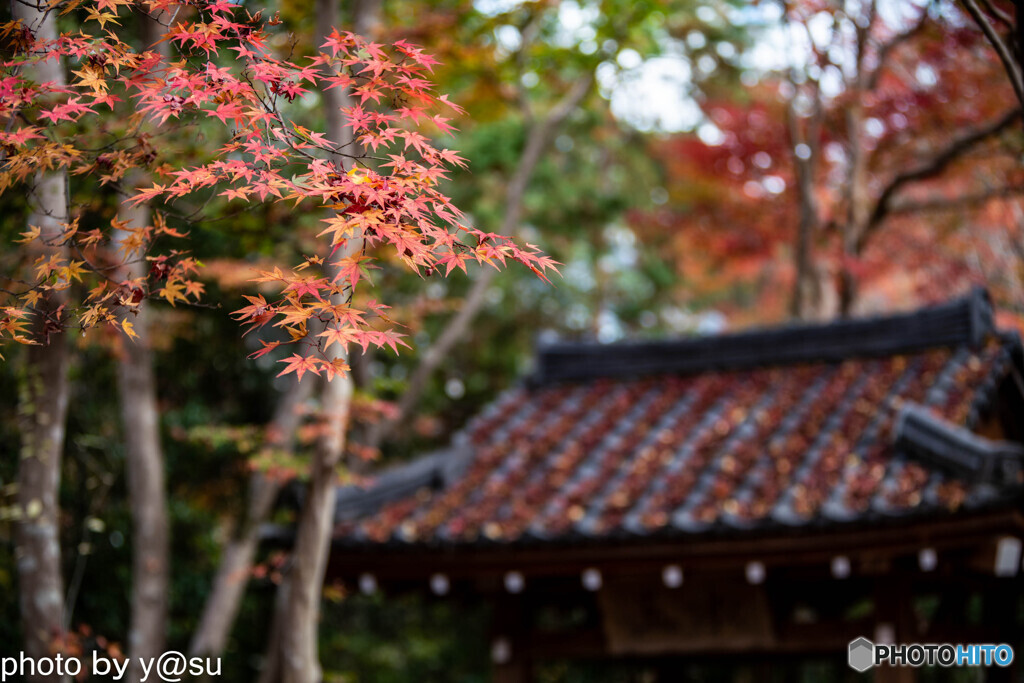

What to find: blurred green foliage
left=321, top=594, right=490, bottom=683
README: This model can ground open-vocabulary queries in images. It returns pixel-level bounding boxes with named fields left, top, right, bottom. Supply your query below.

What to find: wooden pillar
left=873, top=577, right=916, bottom=683
left=733, top=663, right=758, bottom=683
left=492, top=594, right=532, bottom=683
left=493, top=660, right=530, bottom=683
left=982, top=579, right=1019, bottom=683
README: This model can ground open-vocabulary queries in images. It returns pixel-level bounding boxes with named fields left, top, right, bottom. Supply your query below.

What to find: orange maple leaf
left=276, top=353, right=321, bottom=380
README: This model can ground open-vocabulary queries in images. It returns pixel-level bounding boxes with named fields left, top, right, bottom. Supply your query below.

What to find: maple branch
left=980, top=0, right=1015, bottom=27
left=867, top=5, right=929, bottom=91
left=981, top=0, right=1015, bottom=27
left=0, top=106, right=22, bottom=165
left=961, top=0, right=1024, bottom=108
left=1006, top=200, right=1024, bottom=267
left=365, top=72, right=594, bottom=450
left=514, top=9, right=544, bottom=122
left=138, top=6, right=180, bottom=31
left=858, top=106, right=1023, bottom=253
left=888, top=183, right=1024, bottom=214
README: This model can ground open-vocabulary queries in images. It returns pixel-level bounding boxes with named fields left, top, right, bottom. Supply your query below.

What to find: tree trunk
left=189, top=374, right=314, bottom=657
left=115, top=197, right=171, bottom=680
left=258, top=2, right=376, bottom=680
left=786, top=90, right=819, bottom=320
left=840, top=103, right=870, bottom=317
left=13, top=4, right=70, bottom=681
left=16, top=284, right=70, bottom=683
left=279, top=374, right=353, bottom=683
left=115, top=13, right=171, bottom=679
left=839, top=5, right=874, bottom=318
left=189, top=477, right=277, bottom=657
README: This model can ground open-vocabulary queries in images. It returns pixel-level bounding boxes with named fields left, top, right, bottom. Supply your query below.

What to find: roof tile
left=337, top=294, right=1023, bottom=547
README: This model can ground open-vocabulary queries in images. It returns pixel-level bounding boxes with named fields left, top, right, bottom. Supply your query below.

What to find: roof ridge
left=895, top=402, right=1024, bottom=485
left=532, top=288, right=995, bottom=384
left=333, top=448, right=472, bottom=523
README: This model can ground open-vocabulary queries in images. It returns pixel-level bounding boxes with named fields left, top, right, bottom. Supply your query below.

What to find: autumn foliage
left=632, top=3, right=1023, bottom=325
left=0, top=0, right=556, bottom=375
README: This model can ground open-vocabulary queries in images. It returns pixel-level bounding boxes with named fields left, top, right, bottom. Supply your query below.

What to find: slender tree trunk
left=786, top=89, right=819, bottom=320
left=16, top=257, right=70, bottom=683
left=114, top=14, right=171, bottom=679
left=840, top=100, right=869, bottom=318
left=839, top=3, right=874, bottom=317
left=840, top=107, right=873, bottom=317
left=255, top=567, right=291, bottom=682
left=16, top=315, right=69, bottom=683
left=13, top=4, right=70, bottom=681
left=189, top=374, right=314, bottom=657
left=279, top=374, right=352, bottom=683
left=115, top=197, right=171, bottom=679
left=259, top=2, right=377, bottom=681
left=187, top=477, right=274, bottom=657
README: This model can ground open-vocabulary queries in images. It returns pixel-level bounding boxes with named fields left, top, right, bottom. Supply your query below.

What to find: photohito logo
left=847, top=638, right=1014, bottom=670
left=848, top=637, right=875, bottom=672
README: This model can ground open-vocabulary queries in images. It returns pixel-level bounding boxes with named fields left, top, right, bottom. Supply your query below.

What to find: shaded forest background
left=1, top=0, right=1023, bottom=680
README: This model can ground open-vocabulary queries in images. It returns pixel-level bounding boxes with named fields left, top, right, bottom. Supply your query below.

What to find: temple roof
left=332, top=289, right=1024, bottom=548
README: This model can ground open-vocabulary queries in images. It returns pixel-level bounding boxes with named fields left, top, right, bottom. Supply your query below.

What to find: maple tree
left=1, top=0, right=555, bottom=368
left=633, top=0, right=1024, bottom=325
left=1, top=1, right=556, bottom=680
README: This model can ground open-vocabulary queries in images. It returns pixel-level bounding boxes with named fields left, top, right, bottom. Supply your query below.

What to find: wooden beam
left=597, top=575, right=775, bottom=655
left=326, top=509, right=1024, bottom=582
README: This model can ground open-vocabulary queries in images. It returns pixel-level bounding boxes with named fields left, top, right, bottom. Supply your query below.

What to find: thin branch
left=1006, top=199, right=1024, bottom=266
left=867, top=5, right=930, bottom=91
left=961, top=0, right=1024, bottom=107
left=978, top=0, right=1014, bottom=28
left=888, top=183, right=1024, bottom=214
left=514, top=9, right=544, bottom=123
left=858, top=106, right=1023, bottom=252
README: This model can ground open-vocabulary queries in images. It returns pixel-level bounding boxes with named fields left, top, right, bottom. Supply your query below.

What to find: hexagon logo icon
left=848, top=637, right=875, bottom=672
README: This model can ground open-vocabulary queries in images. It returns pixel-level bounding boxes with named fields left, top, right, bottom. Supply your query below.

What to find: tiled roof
left=334, top=290, right=1024, bottom=547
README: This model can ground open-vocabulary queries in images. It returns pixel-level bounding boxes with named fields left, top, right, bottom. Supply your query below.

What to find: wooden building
left=325, top=289, right=1024, bottom=682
